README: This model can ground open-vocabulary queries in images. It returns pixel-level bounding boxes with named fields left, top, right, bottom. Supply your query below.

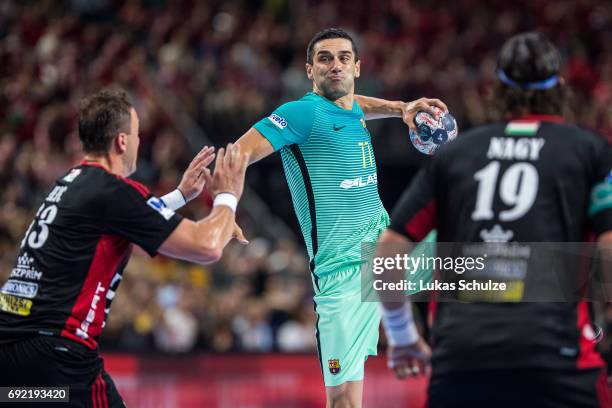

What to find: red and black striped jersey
left=390, top=115, right=612, bottom=373
left=0, top=162, right=182, bottom=349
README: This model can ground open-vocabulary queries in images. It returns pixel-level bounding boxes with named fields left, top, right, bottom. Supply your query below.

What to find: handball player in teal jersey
left=235, top=28, right=446, bottom=407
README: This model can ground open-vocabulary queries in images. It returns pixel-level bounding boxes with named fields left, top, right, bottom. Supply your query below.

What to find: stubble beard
left=319, top=79, right=352, bottom=101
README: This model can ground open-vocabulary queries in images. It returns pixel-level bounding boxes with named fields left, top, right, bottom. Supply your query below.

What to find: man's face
left=307, top=38, right=360, bottom=101
left=124, top=108, right=140, bottom=176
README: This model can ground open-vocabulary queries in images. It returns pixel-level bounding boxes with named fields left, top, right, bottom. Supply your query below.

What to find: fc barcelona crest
left=328, top=359, right=341, bottom=375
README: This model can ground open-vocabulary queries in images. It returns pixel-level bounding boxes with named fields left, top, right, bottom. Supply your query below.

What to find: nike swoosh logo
left=333, top=125, right=346, bottom=131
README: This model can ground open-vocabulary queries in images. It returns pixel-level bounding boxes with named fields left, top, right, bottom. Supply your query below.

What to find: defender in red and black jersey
left=376, top=33, right=612, bottom=407
left=0, top=90, right=248, bottom=407
left=0, top=162, right=183, bottom=348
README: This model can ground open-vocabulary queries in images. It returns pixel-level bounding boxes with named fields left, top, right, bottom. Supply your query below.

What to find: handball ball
left=409, top=106, right=458, bottom=155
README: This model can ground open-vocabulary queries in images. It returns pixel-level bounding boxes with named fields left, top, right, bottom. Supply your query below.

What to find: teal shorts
left=313, top=266, right=380, bottom=387
left=312, top=231, right=437, bottom=387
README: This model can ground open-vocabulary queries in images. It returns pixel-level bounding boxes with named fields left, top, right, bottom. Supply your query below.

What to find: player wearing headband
left=375, top=32, right=612, bottom=407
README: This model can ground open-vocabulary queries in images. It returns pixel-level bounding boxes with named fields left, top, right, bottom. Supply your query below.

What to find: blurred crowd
left=1, top=0, right=612, bottom=354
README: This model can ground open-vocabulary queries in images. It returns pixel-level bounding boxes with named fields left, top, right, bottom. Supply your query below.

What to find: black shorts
left=0, top=336, right=125, bottom=408
left=428, top=367, right=610, bottom=408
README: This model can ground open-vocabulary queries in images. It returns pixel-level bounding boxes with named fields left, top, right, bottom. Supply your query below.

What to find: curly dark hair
left=78, top=89, right=132, bottom=153
left=494, top=32, right=567, bottom=117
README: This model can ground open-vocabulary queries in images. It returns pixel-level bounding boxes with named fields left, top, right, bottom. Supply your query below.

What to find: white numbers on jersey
left=472, top=161, right=539, bottom=222
left=20, top=204, right=58, bottom=249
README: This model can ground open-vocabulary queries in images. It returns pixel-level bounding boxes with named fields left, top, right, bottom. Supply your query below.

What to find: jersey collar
left=79, top=160, right=109, bottom=172
left=512, top=114, right=564, bottom=123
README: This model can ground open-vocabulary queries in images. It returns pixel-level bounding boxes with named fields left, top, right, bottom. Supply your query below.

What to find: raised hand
left=209, top=143, right=249, bottom=199
left=401, top=98, right=448, bottom=131
left=177, top=146, right=216, bottom=202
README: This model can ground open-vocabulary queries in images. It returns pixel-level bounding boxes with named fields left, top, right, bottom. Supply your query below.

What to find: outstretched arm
left=158, top=144, right=249, bottom=264
left=236, top=127, right=275, bottom=166
left=355, top=95, right=448, bottom=131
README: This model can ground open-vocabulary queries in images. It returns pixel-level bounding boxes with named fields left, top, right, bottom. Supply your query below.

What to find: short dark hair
left=306, top=28, right=359, bottom=65
left=78, top=89, right=132, bottom=153
left=494, top=32, right=567, bottom=117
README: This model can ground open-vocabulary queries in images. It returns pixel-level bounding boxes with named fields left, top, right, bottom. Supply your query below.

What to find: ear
left=354, top=60, right=361, bottom=79
left=115, top=132, right=128, bottom=154
left=306, top=63, right=314, bottom=81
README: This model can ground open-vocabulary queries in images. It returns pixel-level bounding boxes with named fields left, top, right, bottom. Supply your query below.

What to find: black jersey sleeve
left=104, top=180, right=183, bottom=256
left=589, top=139, right=612, bottom=235
left=389, top=158, right=438, bottom=241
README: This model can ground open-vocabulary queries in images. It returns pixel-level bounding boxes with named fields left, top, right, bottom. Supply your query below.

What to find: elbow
left=199, top=244, right=223, bottom=265
left=199, top=245, right=223, bottom=265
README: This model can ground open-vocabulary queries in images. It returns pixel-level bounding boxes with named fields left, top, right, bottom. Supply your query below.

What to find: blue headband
left=497, top=69, right=559, bottom=90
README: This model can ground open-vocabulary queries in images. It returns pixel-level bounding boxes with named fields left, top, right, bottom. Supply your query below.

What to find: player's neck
left=313, top=88, right=354, bottom=110
left=332, top=93, right=354, bottom=110
left=82, top=153, right=127, bottom=177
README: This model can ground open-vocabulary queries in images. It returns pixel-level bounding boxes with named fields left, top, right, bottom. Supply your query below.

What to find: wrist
left=160, top=189, right=187, bottom=211
left=381, top=303, right=419, bottom=347
left=391, top=101, right=405, bottom=117
left=177, top=187, right=189, bottom=202
left=213, top=192, right=237, bottom=212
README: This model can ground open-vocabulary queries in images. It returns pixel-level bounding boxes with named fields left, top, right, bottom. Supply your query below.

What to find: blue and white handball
left=409, top=106, right=458, bottom=155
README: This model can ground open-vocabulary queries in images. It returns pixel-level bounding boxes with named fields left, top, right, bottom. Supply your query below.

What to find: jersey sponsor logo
left=10, top=252, right=43, bottom=280
left=0, top=293, right=33, bottom=316
left=1, top=279, right=39, bottom=299
left=486, top=137, right=545, bottom=161
left=16, top=252, right=34, bottom=268
left=339, top=173, right=378, bottom=190
left=480, top=224, right=514, bottom=242
left=147, top=197, right=175, bottom=221
left=63, top=168, right=81, bottom=183
left=10, top=267, right=43, bottom=280
left=268, top=113, right=287, bottom=129
left=328, top=359, right=341, bottom=375
left=332, top=124, right=346, bottom=131
left=76, top=281, right=105, bottom=340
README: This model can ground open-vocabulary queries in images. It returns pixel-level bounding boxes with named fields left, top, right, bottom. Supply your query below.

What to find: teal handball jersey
left=254, top=92, right=389, bottom=280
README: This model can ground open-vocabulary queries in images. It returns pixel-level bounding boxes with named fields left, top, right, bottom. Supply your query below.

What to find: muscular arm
left=158, top=206, right=236, bottom=264
left=161, top=126, right=276, bottom=263
left=355, top=95, right=448, bottom=131
left=158, top=144, right=249, bottom=265
left=354, top=95, right=404, bottom=120
left=236, top=127, right=275, bottom=165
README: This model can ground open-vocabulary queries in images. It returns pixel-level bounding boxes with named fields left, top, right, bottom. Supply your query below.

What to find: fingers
left=233, top=223, right=249, bottom=245
left=388, top=342, right=431, bottom=379
left=393, top=362, right=411, bottom=380
left=414, top=99, right=436, bottom=116
left=427, top=98, right=448, bottom=113
left=390, top=358, right=426, bottom=379
left=200, top=148, right=216, bottom=168
left=223, top=143, right=233, bottom=169
left=232, top=143, right=248, bottom=175
left=202, top=168, right=212, bottom=186
left=229, top=143, right=240, bottom=171
left=215, top=147, right=226, bottom=174
left=189, top=146, right=215, bottom=172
